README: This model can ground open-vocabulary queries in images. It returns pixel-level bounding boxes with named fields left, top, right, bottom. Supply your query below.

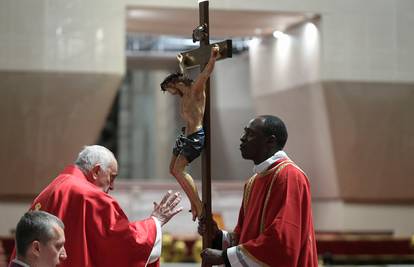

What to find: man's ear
left=31, top=240, right=41, bottom=257
left=267, top=134, right=277, bottom=144
left=91, top=165, right=101, bottom=181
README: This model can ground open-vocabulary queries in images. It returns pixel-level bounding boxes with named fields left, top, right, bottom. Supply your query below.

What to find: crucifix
left=177, top=0, right=232, bottom=265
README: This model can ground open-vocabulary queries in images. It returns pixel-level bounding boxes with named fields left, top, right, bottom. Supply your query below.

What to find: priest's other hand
left=197, top=215, right=220, bottom=239
left=200, top=248, right=224, bottom=265
left=151, top=190, right=183, bottom=226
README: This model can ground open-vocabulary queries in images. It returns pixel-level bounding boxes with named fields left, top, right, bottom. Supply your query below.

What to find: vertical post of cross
left=198, top=1, right=213, bottom=266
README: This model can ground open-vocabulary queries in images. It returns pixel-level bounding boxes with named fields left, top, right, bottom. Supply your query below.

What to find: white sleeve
left=147, top=217, right=162, bottom=264
left=222, top=230, right=238, bottom=249
left=222, top=230, right=231, bottom=249
left=226, top=246, right=261, bottom=267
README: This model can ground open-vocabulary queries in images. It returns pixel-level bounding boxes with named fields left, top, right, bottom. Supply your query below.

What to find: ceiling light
left=272, top=31, right=287, bottom=39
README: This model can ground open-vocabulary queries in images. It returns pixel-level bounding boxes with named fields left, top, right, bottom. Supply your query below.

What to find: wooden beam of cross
left=178, top=39, right=232, bottom=70
left=176, top=1, right=232, bottom=266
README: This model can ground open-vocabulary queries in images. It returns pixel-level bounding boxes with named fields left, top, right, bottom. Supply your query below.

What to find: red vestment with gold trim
left=234, top=159, right=318, bottom=266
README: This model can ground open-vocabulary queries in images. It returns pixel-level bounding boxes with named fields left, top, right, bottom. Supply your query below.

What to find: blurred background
left=0, top=0, right=414, bottom=265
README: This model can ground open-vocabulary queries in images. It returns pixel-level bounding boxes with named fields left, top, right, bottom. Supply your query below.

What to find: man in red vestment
left=9, top=145, right=183, bottom=267
left=199, top=115, right=318, bottom=266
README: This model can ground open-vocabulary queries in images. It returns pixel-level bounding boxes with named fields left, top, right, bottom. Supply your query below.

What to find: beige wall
left=321, top=1, right=414, bottom=82
left=0, top=202, right=29, bottom=236
left=0, top=71, right=121, bottom=196
left=323, top=81, right=414, bottom=201
left=0, top=0, right=124, bottom=196
left=0, top=0, right=124, bottom=74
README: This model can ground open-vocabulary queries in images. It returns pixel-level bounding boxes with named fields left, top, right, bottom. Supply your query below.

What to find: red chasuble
left=234, top=159, right=318, bottom=267
left=11, top=165, right=159, bottom=267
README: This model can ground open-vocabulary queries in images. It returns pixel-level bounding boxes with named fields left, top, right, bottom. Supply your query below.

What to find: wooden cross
left=177, top=1, right=232, bottom=265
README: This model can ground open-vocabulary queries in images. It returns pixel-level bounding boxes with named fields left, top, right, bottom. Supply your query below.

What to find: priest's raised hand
left=151, top=190, right=183, bottom=226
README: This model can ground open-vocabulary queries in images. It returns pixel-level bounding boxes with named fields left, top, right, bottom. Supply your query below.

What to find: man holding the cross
left=199, top=115, right=318, bottom=266
left=160, top=45, right=219, bottom=221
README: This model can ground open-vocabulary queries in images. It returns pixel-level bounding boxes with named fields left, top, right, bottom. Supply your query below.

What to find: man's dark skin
left=199, top=115, right=280, bottom=264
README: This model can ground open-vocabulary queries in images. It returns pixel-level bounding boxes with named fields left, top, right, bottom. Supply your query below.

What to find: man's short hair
left=260, top=115, right=288, bottom=150
left=160, top=72, right=193, bottom=91
left=75, top=145, right=115, bottom=173
left=15, top=211, right=64, bottom=257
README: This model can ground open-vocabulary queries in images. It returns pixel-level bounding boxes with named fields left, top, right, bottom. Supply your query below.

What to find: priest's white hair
left=75, top=145, right=115, bottom=173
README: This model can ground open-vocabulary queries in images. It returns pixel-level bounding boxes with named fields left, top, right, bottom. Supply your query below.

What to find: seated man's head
left=15, top=211, right=66, bottom=267
left=75, top=145, right=118, bottom=193
left=160, top=72, right=193, bottom=96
